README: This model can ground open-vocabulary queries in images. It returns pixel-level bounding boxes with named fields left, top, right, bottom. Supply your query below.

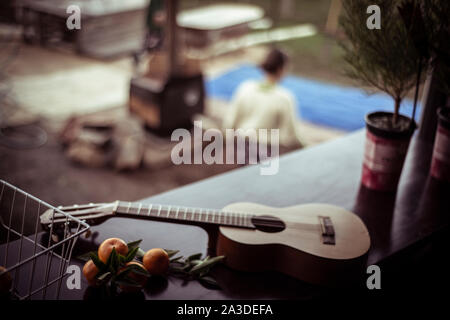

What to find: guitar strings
left=117, top=203, right=321, bottom=230
left=53, top=202, right=321, bottom=230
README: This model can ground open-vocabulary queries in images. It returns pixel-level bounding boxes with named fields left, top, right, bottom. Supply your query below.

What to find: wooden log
left=76, top=128, right=112, bottom=148
left=65, top=141, right=108, bottom=168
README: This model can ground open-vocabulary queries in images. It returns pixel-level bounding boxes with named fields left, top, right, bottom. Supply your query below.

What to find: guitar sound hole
left=251, top=215, right=285, bottom=233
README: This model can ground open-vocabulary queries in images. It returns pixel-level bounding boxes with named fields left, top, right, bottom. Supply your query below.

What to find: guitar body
left=216, top=203, right=371, bottom=286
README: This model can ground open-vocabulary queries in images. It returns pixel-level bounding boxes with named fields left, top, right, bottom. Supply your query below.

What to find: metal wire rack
left=0, top=180, right=90, bottom=300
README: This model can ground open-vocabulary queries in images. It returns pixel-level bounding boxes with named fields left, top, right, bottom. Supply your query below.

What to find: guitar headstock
left=40, top=201, right=118, bottom=230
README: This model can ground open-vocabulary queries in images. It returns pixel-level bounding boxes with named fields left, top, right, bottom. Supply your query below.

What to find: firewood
left=66, top=141, right=108, bottom=168
left=77, top=128, right=112, bottom=148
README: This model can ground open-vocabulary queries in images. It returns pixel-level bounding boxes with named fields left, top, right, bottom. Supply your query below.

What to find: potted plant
left=429, top=67, right=450, bottom=182
left=339, top=0, right=424, bottom=191
left=418, top=1, right=450, bottom=182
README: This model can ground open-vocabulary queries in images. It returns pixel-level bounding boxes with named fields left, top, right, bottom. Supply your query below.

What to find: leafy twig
left=77, top=241, right=225, bottom=293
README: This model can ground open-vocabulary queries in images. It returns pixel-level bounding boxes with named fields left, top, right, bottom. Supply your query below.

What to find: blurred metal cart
left=0, top=180, right=90, bottom=299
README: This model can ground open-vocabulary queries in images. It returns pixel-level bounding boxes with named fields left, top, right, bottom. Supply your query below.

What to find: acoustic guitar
left=40, top=201, right=371, bottom=286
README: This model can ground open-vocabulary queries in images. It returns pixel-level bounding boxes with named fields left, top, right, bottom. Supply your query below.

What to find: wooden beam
left=166, top=0, right=179, bottom=77
left=325, top=0, right=342, bottom=35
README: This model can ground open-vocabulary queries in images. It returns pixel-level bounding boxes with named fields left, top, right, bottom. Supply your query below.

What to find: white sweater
left=223, top=80, right=303, bottom=148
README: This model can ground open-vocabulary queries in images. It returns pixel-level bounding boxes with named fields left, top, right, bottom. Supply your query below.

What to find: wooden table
left=25, top=130, right=450, bottom=299
left=177, top=3, right=264, bottom=48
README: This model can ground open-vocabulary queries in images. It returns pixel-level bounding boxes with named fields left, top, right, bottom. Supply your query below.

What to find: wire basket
left=0, top=180, right=90, bottom=300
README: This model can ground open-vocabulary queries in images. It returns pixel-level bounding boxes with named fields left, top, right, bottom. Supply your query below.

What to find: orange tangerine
left=82, top=260, right=99, bottom=287
left=143, top=248, right=169, bottom=275
left=98, top=238, right=128, bottom=263
left=0, top=266, right=12, bottom=296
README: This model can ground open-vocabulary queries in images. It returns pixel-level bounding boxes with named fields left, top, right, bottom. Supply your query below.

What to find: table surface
left=177, top=4, right=264, bottom=31
left=46, top=130, right=450, bottom=299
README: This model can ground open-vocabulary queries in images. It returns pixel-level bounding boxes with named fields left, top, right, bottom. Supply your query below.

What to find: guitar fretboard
left=116, top=201, right=255, bottom=228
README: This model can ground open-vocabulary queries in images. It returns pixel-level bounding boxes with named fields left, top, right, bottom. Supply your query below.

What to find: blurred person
left=133, top=0, right=166, bottom=66
left=223, top=48, right=304, bottom=149
left=145, top=0, right=166, bottom=50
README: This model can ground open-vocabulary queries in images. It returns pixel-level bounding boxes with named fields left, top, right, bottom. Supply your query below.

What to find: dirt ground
left=0, top=122, right=245, bottom=207
left=0, top=21, right=344, bottom=208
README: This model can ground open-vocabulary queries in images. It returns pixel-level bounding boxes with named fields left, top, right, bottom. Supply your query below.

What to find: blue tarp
left=205, top=64, right=421, bottom=131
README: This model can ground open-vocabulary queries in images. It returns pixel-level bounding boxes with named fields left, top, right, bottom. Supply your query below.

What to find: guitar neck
left=115, top=201, right=255, bottom=229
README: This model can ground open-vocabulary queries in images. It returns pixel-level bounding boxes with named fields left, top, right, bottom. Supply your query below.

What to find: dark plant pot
left=430, top=107, right=450, bottom=182
left=362, top=111, right=415, bottom=192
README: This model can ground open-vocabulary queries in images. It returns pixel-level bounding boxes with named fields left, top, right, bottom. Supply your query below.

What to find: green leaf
left=198, top=269, right=210, bottom=278
left=170, top=256, right=183, bottom=263
left=106, top=248, right=119, bottom=273
left=118, top=254, right=127, bottom=265
left=198, top=276, right=220, bottom=288
left=189, top=259, right=203, bottom=266
left=89, top=252, right=106, bottom=270
left=126, top=239, right=142, bottom=250
left=169, top=266, right=189, bottom=274
left=116, top=268, right=131, bottom=280
left=77, top=251, right=96, bottom=262
left=126, top=264, right=150, bottom=277
left=125, top=246, right=139, bottom=263
left=189, top=256, right=225, bottom=275
left=183, top=264, right=193, bottom=271
left=187, top=253, right=202, bottom=261
left=164, top=249, right=179, bottom=258
left=136, top=248, right=146, bottom=259
left=97, top=271, right=112, bottom=281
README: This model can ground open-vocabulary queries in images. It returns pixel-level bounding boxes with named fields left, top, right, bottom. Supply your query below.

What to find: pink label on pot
left=431, top=126, right=450, bottom=181
left=361, top=131, right=410, bottom=191
left=363, top=131, right=409, bottom=173
left=432, top=127, right=450, bottom=163
left=362, top=165, right=402, bottom=191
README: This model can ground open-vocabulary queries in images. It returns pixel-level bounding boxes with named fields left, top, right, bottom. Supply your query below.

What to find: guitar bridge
left=319, top=216, right=335, bottom=245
